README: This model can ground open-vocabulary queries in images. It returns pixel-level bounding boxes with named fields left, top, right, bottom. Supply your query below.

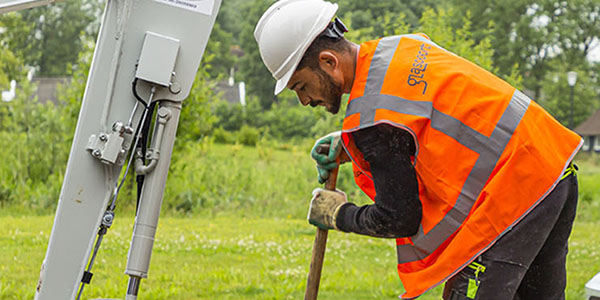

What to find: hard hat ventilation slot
left=321, top=17, right=348, bottom=40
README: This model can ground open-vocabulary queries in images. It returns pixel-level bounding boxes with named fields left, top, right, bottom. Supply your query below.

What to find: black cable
left=132, top=78, right=176, bottom=212
left=77, top=102, right=150, bottom=299
left=136, top=101, right=157, bottom=211
left=132, top=78, right=149, bottom=106
left=133, top=77, right=173, bottom=107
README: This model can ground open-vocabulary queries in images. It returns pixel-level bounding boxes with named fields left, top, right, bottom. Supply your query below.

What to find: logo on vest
left=407, top=43, right=431, bottom=95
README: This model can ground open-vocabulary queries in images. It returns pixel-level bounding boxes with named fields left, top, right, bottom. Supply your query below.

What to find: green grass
left=0, top=215, right=420, bottom=299
left=1, top=145, right=599, bottom=299
left=1, top=215, right=599, bottom=299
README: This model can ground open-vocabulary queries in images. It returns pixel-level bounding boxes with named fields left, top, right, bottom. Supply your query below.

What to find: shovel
left=304, top=145, right=340, bottom=300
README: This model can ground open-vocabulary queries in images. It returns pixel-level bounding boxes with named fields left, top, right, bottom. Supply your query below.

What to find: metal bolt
left=102, top=212, right=114, bottom=228
left=158, top=107, right=171, bottom=118
left=99, top=134, right=108, bottom=142
left=169, top=82, right=182, bottom=94
left=92, top=149, right=102, bottom=157
left=103, top=214, right=113, bottom=224
left=113, top=121, right=124, bottom=133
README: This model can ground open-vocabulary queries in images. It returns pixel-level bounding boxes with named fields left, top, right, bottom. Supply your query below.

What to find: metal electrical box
left=136, top=32, right=180, bottom=86
left=587, top=272, right=600, bottom=300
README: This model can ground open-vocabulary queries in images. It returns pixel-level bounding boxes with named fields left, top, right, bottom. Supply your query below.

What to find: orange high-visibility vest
left=341, top=34, right=582, bottom=299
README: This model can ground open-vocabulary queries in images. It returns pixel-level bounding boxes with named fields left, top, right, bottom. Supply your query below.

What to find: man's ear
left=318, top=50, right=339, bottom=72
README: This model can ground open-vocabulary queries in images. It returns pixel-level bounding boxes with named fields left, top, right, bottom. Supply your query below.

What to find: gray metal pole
left=570, top=85, right=574, bottom=129
left=125, top=101, right=182, bottom=299
left=35, top=0, right=221, bottom=298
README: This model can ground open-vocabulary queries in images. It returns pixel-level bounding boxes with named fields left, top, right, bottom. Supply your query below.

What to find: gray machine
left=2, top=0, right=221, bottom=299
left=0, top=0, right=56, bottom=13
left=587, top=272, right=600, bottom=300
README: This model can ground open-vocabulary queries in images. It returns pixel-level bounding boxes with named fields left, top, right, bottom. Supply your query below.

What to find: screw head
left=169, top=82, right=182, bottom=94
left=92, top=149, right=101, bottom=157
left=99, top=134, right=108, bottom=142
left=103, top=214, right=113, bottom=223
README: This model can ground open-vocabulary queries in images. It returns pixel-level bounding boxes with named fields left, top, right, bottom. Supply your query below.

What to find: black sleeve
left=335, top=124, right=422, bottom=238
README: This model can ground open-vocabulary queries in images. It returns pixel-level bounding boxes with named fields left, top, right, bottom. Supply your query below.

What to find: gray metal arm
left=0, top=0, right=57, bottom=14
left=34, top=0, right=222, bottom=298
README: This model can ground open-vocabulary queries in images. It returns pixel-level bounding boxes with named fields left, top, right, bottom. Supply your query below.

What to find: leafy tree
left=0, top=46, right=23, bottom=89
left=549, top=0, right=600, bottom=66
left=236, top=0, right=277, bottom=109
left=203, top=22, right=236, bottom=80
left=336, top=0, right=437, bottom=36
left=419, top=8, right=494, bottom=71
left=0, top=0, right=101, bottom=76
left=176, top=66, right=222, bottom=145
left=0, top=72, right=69, bottom=208
left=538, top=64, right=600, bottom=128
left=0, top=16, right=29, bottom=87
left=450, top=0, right=599, bottom=102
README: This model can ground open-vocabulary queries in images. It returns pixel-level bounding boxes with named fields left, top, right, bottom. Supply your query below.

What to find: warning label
left=154, top=0, right=215, bottom=15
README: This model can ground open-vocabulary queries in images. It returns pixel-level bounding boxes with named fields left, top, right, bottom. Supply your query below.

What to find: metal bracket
left=86, top=122, right=134, bottom=165
left=134, top=107, right=171, bottom=175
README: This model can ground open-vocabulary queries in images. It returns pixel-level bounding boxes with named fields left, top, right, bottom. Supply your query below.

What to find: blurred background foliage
left=0, top=0, right=598, bottom=214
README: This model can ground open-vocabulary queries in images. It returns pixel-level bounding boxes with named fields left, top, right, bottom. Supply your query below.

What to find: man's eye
left=300, top=85, right=306, bottom=91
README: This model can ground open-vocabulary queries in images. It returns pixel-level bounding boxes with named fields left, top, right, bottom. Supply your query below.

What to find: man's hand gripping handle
left=304, top=144, right=340, bottom=300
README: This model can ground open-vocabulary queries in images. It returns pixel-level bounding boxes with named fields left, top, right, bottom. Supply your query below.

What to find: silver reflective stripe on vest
left=364, top=36, right=402, bottom=94
left=346, top=94, right=432, bottom=127
left=344, top=35, right=532, bottom=263
left=363, top=35, right=441, bottom=96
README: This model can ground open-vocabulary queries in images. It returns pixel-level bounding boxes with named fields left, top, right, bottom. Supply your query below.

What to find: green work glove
left=310, top=131, right=342, bottom=184
left=307, top=188, right=347, bottom=230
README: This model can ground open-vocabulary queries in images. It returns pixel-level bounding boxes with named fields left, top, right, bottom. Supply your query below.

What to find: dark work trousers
left=443, top=172, right=579, bottom=300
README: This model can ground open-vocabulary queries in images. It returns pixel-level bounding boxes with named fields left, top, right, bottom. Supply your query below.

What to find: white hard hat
left=254, top=0, right=338, bottom=95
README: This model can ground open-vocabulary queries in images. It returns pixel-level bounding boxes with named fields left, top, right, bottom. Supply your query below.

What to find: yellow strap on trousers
left=561, top=163, right=578, bottom=181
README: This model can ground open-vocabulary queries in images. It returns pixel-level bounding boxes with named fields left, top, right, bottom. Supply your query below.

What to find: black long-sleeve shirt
left=335, top=124, right=422, bottom=238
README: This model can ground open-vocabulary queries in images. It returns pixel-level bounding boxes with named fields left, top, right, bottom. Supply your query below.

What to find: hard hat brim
left=265, top=1, right=338, bottom=95
left=274, top=63, right=296, bottom=95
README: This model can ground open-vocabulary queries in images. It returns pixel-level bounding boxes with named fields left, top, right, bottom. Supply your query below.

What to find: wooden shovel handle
left=304, top=165, right=339, bottom=300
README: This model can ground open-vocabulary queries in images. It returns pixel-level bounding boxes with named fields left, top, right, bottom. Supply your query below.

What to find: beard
left=315, top=68, right=343, bottom=114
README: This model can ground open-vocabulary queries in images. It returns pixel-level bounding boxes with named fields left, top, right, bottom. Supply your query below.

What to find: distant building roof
left=215, top=79, right=246, bottom=106
left=230, top=45, right=244, bottom=58
left=32, top=77, right=69, bottom=104
left=575, top=109, right=600, bottom=136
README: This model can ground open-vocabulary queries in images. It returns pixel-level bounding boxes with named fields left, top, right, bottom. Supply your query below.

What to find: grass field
left=0, top=214, right=599, bottom=299
left=1, top=145, right=599, bottom=299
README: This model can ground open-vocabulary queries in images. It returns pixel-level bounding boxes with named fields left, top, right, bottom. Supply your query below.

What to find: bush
left=176, top=69, right=221, bottom=145
left=163, top=142, right=372, bottom=217
left=212, top=99, right=245, bottom=132
left=0, top=80, right=73, bottom=209
left=211, top=96, right=345, bottom=142
left=213, top=127, right=235, bottom=144
left=237, top=125, right=259, bottom=146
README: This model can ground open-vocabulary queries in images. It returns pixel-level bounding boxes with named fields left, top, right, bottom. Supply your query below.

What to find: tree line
left=0, top=0, right=598, bottom=210
left=1, top=0, right=598, bottom=125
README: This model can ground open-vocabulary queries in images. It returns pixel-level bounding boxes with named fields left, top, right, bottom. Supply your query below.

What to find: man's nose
left=297, top=94, right=310, bottom=106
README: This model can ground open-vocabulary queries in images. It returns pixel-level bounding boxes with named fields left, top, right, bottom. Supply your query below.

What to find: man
left=254, top=1, right=582, bottom=299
